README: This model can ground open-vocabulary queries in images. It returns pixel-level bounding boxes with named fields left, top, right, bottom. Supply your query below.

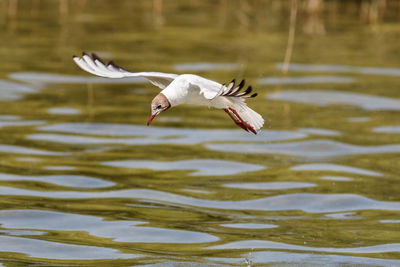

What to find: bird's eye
left=157, top=104, right=162, bottom=109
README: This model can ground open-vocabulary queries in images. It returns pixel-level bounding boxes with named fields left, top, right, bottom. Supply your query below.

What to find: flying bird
left=72, top=53, right=264, bottom=134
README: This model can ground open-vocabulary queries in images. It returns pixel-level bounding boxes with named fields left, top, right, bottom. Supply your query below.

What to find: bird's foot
left=224, top=108, right=249, bottom=132
left=224, top=108, right=257, bottom=134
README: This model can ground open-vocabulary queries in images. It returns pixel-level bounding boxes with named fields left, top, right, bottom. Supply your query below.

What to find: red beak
left=147, top=114, right=157, bottom=126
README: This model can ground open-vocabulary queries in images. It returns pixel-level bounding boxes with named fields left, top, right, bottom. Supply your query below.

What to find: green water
left=0, top=0, right=399, bottom=266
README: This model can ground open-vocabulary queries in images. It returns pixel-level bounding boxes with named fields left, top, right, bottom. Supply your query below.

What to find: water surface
left=0, top=0, right=399, bottom=265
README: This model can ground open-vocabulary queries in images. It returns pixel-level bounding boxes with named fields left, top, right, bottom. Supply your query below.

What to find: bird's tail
left=230, top=99, right=264, bottom=132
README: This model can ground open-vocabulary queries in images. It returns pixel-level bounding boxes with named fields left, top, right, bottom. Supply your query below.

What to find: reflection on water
left=0, top=174, right=114, bottom=188
left=0, top=120, right=45, bottom=128
left=324, top=212, right=360, bottom=219
left=9, top=72, right=146, bottom=85
left=0, top=229, right=45, bottom=236
left=0, top=236, right=138, bottom=260
left=0, top=0, right=399, bottom=265
left=291, top=163, right=383, bottom=177
left=221, top=223, right=278, bottom=229
left=47, top=107, right=81, bottom=115
left=1, top=187, right=399, bottom=213
left=276, top=63, right=400, bottom=76
left=0, top=115, right=45, bottom=128
left=380, top=220, right=400, bottom=223
left=0, top=115, right=20, bottom=120
left=268, top=90, right=400, bottom=111
left=223, top=182, right=315, bottom=190
left=298, top=128, right=341, bottom=136
left=174, top=62, right=239, bottom=72
left=15, top=157, right=41, bottom=162
left=42, top=166, right=76, bottom=171
left=373, top=125, right=400, bottom=134
left=0, top=210, right=218, bottom=244
left=207, top=139, right=400, bottom=159
left=347, top=117, right=371, bottom=122
left=30, top=122, right=307, bottom=145
left=259, top=76, right=354, bottom=84
left=234, top=251, right=400, bottom=266
left=321, top=176, right=354, bottom=181
left=0, top=144, right=65, bottom=156
left=209, top=240, right=400, bottom=254
left=0, top=80, right=37, bottom=101
left=103, top=159, right=265, bottom=176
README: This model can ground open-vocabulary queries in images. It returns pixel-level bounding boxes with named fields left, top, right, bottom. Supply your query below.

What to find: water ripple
left=0, top=229, right=45, bottom=236
left=47, top=107, right=81, bottom=115
left=206, top=139, right=400, bottom=159
left=42, top=166, right=76, bottom=171
left=268, top=90, right=400, bottom=111
left=237, top=251, right=400, bottom=266
left=208, top=239, right=400, bottom=254
left=30, top=122, right=307, bottom=145
left=291, top=163, right=383, bottom=176
left=348, top=117, right=371, bottom=122
left=0, top=144, right=65, bottom=156
left=221, top=223, right=278, bottom=229
left=380, top=220, right=400, bottom=224
left=0, top=188, right=399, bottom=213
left=223, top=182, right=315, bottom=190
left=275, top=63, right=400, bottom=77
left=174, top=62, right=239, bottom=72
left=324, top=212, right=360, bottom=219
left=0, top=174, right=114, bottom=188
left=259, top=76, right=354, bottom=84
left=373, top=125, right=400, bottom=134
left=0, top=210, right=218, bottom=244
left=0, top=236, right=137, bottom=260
left=298, top=128, right=341, bottom=136
left=0, top=79, right=37, bottom=101
left=321, top=176, right=354, bottom=181
left=9, top=72, right=146, bottom=84
left=0, top=120, right=45, bottom=128
left=103, top=159, right=266, bottom=176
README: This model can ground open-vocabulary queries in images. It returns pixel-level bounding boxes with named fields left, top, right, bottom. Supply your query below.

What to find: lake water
left=0, top=0, right=399, bottom=266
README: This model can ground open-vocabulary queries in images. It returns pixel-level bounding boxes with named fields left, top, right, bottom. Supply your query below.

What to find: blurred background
left=0, top=0, right=399, bottom=265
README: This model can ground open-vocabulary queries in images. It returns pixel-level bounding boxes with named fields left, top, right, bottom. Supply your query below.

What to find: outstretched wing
left=193, top=77, right=258, bottom=100
left=72, top=52, right=179, bottom=89
left=212, top=79, right=257, bottom=99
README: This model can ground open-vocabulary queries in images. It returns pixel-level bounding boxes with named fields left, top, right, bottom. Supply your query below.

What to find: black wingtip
left=249, top=93, right=258, bottom=98
left=238, top=79, right=245, bottom=89
left=237, top=85, right=252, bottom=97
left=108, top=60, right=120, bottom=69
left=246, top=85, right=252, bottom=93
left=220, top=78, right=259, bottom=98
left=91, top=52, right=99, bottom=59
left=82, top=51, right=89, bottom=57
left=91, top=52, right=105, bottom=65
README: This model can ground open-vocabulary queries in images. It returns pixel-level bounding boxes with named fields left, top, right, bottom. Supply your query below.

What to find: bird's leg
left=228, top=107, right=257, bottom=134
left=224, top=109, right=249, bottom=132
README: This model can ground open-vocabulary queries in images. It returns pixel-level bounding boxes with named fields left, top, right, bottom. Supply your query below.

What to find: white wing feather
left=181, top=74, right=226, bottom=100
left=73, top=53, right=178, bottom=89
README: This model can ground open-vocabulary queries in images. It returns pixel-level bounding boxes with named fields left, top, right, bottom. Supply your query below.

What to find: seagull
left=72, top=53, right=264, bottom=134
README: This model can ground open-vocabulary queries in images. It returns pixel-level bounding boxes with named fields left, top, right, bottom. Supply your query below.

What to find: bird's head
left=147, top=93, right=171, bottom=126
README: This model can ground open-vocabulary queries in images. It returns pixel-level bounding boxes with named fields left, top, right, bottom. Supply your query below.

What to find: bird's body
left=73, top=53, right=264, bottom=133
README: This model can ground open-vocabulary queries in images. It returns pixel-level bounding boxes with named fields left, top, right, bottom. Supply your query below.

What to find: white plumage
left=73, top=53, right=264, bottom=134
